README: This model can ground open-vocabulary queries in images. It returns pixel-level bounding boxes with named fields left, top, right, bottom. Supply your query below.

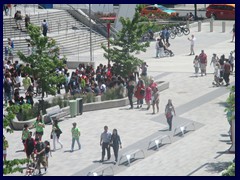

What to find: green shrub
left=222, top=163, right=235, bottom=176
left=101, top=86, right=124, bottom=101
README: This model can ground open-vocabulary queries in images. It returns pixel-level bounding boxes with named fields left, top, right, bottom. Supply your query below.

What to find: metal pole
left=58, top=21, right=60, bottom=34
left=34, top=4, right=35, bottom=14
left=222, top=21, right=226, bottom=33
left=89, top=4, right=93, bottom=62
left=78, top=36, right=80, bottom=62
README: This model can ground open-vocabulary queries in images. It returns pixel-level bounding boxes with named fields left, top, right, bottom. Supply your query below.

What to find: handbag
left=166, top=112, right=172, bottom=119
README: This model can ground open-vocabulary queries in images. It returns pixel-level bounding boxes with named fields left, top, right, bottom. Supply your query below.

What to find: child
left=3, top=135, right=9, bottom=161
left=44, top=141, right=52, bottom=168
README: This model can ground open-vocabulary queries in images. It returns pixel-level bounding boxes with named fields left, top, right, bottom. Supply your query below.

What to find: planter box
left=12, top=81, right=169, bottom=130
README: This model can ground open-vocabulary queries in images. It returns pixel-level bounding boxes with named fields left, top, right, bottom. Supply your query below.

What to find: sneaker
left=113, top=161, right=117, bottom=165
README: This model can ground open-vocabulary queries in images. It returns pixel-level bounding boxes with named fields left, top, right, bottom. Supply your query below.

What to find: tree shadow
left=205, top=162, right=231, bottom=173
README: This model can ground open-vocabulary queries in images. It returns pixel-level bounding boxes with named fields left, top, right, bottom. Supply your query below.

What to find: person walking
left=100, top=126, right=111, bottom=162
left=3, top=75, right=13, bottom=106
left=32, top=114, right=45, bottom=140
left=199, top=50, right=208, bottom=76
left=152, top=87, right=160, bottom=114
left=155, top=39, right=160, bottom=58
left=228, top=51, right=234, bottom=73
left=158, top=37, right=165, bottom=58
left=71, top=122, right=81, bottom=152
left=110, top=129, right=122, bottom=165
left=35, top=138, right=47, bottom=175
left=42, top=19, right=48, bottom=37
left=145, top=84, right=152, bottom=110
left=126, top=79, right=135, bottom=109
left=210, top=53, right=219, bottom=71
left=231, top=24, right=235, bottom=42
left=223, top=59, right=231, bottom=86
left=165, top=99, right=176, bottom=131
left=134, top=79, right=145, bottom=108
left=193, top=55, right=200, bottom=77
left=44, top=141, right=52, bottom=168
left=22, top=123, right=30, bottom=151
left=3, top=135, right=9, bottom=161
left=24, top=132, right=35, bottom=163
left=188, top=34, right=196, bottom=55
left=51, top=120, right=63, bottom=151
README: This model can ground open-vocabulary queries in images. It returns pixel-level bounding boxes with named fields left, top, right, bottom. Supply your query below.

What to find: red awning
left=99, top=17, right=116, bottom=20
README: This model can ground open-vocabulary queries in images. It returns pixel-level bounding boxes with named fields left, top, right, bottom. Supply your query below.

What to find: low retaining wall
left=11, top=81, right=169, bottom=130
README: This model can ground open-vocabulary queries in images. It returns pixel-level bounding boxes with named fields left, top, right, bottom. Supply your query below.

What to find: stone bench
left=87, top=165, right=114, bottom=176
left=46, top=105, right=69, bottom=123
left=148, top=135, right=171, bottom=150
left=173, top=122, right=195, bottom=136
left=118, top=149, right=145, bottom=166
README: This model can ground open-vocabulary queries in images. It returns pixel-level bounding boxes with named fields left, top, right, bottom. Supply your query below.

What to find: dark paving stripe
left=186, top=163, right=208, bottom=176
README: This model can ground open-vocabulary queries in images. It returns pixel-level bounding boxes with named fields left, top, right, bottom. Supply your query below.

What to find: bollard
left=222, top=21, right=226, bottom=33
left=210, top=19, right=213, bottom=32
left=198, top=21, right=201, bottom=32
left=186, top=20, right=189, bottom=29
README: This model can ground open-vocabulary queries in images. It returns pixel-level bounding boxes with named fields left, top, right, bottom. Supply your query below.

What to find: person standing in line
left=42, top=19, right=48, bottom=37
left=35, top=138, right=47, bottom=175
left=126, top=78, right=135, bottom=109
left=52, top=120, right=63, bottom=151
left=3, top=135, right=9, bottom=161
left=188, top=34, right=196, bottom=55
left=71, top=122, right=81, bottom=152
left=145, top=84, right=152, bottom=110
left=31, top=114, right=45, bottom=140
left=152, top=87, right=160, bottom=114
left=100, top=126, right=111, bottom=162
left=110, top=129, right=122, bottom=165
left=22, top=123, right=30, bottom=151
left=231, top=24, right=235, bottom=42
left=193, top=55, right=200, bottom=77
left=223, top=59, right=231, bottom=86
left=155, top=38, right=160, bottom=58
left=165, top=99, right=176, bottom=131
left=199, top=50, right=208, bottom=76
left=24, top=132, right=36, bottom=163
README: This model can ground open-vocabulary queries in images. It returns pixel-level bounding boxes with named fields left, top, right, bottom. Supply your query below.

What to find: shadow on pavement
left=205, top=162, right=231, bottom=173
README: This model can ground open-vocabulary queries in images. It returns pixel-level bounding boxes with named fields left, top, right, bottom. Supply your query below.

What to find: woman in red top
left=134, top=79, right=145, bottom=108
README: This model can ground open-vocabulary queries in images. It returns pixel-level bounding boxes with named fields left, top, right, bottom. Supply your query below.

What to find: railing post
left=222, top=21, right=226, bottom=33
left=198, top=21, right=201, bottom=32
left=38, top=12, right=40, bottom=24
left=58, top=21, right=60, bottom=34
left=210, top=18, right=213, bottom=32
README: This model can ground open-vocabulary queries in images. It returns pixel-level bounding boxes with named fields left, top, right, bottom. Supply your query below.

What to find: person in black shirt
left=110, top=129, right=122, bottom=164
left=126, top=80, right=135, bottom=109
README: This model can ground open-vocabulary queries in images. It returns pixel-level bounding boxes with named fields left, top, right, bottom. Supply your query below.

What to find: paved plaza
left=4, top=20, right=235, bottom=176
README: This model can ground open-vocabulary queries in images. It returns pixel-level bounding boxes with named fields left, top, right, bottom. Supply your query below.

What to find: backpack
left=11, top=40, right=14, bottom=49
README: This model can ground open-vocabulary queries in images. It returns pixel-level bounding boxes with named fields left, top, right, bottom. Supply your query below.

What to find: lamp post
left=107, top=21, right=111, bottom=65
left=89, top=4, right=93, bottom=62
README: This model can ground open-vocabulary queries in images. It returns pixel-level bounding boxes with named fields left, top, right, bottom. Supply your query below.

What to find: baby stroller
left=164, top=43, right=174, bottom=57
left=212, top=75, right=224, bottom=87
left=25, top=162, right=37, bottom=176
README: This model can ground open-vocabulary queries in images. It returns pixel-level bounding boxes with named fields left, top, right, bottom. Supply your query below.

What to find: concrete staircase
left=3, top=7, right=107, bottom=59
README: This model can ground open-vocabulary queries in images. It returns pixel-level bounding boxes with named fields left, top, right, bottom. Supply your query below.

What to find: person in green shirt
left=22, top=123, right=30, bottom=151
left=3, top=135, right=9, bottom=161
left=31, top=114, right=45, bottom=140
left=22, top=74, right=32, bottom=91
left=71, top=122, right=81, bottom=152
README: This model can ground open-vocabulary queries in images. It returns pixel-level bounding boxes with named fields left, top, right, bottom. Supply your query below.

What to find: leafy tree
left=17, top=24, right=66, bottom=106
left=102, top=5, right=152, bottom=77
left=3, top=104, right=31, bottom=175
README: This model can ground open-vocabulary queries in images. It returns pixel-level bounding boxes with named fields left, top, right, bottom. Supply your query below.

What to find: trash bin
left=76, top=98, right=83, bottom=115
left=69, top=100, right=77, bottom=118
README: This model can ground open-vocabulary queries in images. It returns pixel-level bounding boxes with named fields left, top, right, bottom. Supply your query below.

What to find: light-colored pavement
left=4, top=19, right=235, bottom=176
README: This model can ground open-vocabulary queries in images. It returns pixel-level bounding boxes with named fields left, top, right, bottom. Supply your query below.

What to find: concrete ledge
left=11, top=81, right=169, bottom=130
left=66, top=61, right=95, bottom=69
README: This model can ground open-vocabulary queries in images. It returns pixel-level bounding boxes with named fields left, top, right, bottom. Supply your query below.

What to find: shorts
left=3, top=150, right=7, bottom=155
left=36, top=131, right=43, bottom=136
left=36, top=156, right=47, bottom=168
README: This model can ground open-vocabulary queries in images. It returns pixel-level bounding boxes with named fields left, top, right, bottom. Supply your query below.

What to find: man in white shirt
left=188, top=35, right=196, bottom=55
left=100, top=126, right=111, bottom=162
